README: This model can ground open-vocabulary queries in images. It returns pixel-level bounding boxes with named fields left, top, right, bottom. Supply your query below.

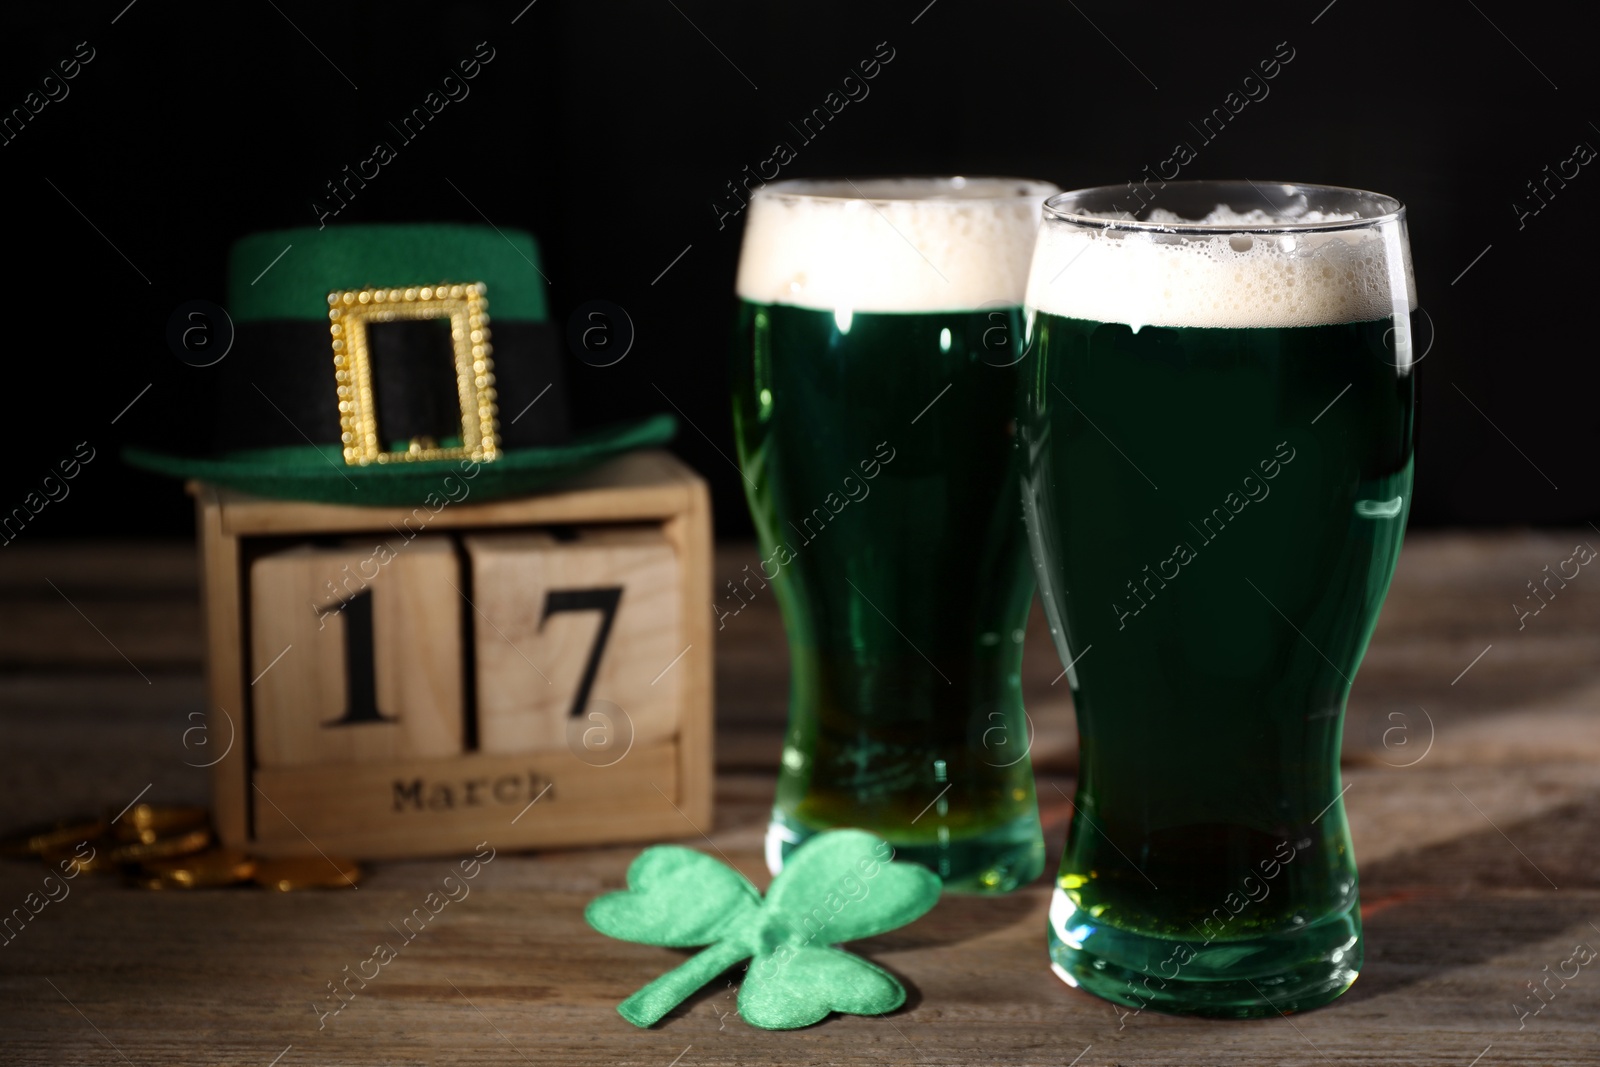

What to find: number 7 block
left=464, top=528, right=684, bottom=755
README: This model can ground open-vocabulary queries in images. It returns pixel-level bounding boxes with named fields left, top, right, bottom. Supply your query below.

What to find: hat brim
left=124, top=414, right=677, bottom=507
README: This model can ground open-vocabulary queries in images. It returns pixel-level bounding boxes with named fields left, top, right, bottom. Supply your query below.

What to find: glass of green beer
left=731, top=177, right=1058, bottom=892
left=1021, top=181, right=1415, bottom=1014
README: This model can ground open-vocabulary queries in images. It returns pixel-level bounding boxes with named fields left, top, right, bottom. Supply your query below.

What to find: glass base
left=765, top=808, right=1044, bottom=893
left=1047, top=887, right=1362, bottom=1018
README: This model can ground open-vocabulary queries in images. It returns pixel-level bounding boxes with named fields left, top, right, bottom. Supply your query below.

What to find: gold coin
left=252, top=856, right=364, bottom=891
left=107, top=826, right=213, bottom=864
left=111, top=804, right=209, bottom=845
left=43, top=839, right=120, bottom=876
left=140, top=849, right=257, bottom=889
left=0, top=818, right=108, bottom=859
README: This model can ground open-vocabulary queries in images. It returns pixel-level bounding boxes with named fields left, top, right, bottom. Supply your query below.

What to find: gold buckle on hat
left=328, top=282, right=500, bottom=466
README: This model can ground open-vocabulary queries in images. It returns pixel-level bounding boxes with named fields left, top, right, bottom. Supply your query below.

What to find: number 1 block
left=464, top=528, right=684, bottom=755
left=249, top=539, right=464, bottom=768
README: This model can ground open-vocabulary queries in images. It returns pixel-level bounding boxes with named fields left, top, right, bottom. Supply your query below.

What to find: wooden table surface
left=1, top=532, right=1597, bottom=1065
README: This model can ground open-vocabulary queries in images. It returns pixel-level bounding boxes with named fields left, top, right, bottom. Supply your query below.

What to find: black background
left=3, top=0, right=1594, bottom=541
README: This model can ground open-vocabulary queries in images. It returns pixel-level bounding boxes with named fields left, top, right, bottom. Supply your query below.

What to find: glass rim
left=752, top=175, right=1059, bottom=206
left=1042, top=180, right=1406, bottom=235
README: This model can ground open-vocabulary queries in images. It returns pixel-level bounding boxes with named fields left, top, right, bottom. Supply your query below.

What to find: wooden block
left=210, top=450, right=699, bottom=536
left=465, top=527, right=684, bottom=756
left=662, top=479, right=715, bottom=831
left=196, top=485, right=249, bottom=847
left=194, top=451, right=715, bottom=857
left=249, top=538, right=464, bottom=768
left=249, top=741, right=681, bottom=857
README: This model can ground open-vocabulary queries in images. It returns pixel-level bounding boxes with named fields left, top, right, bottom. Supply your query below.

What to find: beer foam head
left=1026, top=201, right=1415, bottom=330
left=737, top=177, right=1058, bottom=312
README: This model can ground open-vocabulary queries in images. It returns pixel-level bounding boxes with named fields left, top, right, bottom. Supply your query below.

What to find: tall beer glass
left=732, top=177, right=1057, bottom=892
left=1021, top=182, right=1415, bottom=1013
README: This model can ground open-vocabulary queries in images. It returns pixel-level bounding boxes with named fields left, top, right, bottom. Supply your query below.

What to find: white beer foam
left=1026, top=204, right=1415, bottom=330
left=736, top=178, right=1057, bottom=313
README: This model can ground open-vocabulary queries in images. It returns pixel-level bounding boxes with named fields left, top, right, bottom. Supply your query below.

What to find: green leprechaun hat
left=125, top=223, right=674, bottom=506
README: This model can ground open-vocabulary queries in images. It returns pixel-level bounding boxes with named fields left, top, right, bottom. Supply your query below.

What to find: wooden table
left=1, top=532, right=1596, bottom=1065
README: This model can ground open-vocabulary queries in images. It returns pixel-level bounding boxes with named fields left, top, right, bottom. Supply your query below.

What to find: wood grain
left=0, top=766, right=1595, bottom=1065
left=0, top=531, right=1595, bottom=1065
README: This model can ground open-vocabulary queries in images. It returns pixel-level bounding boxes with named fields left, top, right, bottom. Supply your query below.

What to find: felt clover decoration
left=586, top=829, right=940, bottom=1029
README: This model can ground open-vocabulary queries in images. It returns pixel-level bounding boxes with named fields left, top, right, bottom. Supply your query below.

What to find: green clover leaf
left=586, top=845, right=761, bottom=946
left=739, top=946, right=905, bottom=1030
left=585, top=829, right=940, bottom=1029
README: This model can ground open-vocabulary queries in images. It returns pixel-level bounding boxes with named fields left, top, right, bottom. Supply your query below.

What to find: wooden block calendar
left=190, top=450, right=713, bottom=859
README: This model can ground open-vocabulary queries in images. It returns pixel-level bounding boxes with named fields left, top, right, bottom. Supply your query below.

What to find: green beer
left=1021, top=183, right=1416, bottom=1014
left=731, top=178, right=1055, bottom=891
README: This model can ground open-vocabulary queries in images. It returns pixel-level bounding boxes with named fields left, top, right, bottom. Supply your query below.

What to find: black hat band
left=214, top=318, right=568, bottom=455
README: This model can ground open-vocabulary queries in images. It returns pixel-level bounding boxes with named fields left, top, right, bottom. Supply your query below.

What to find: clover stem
left=617, top=938, right=752, bottom=1028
